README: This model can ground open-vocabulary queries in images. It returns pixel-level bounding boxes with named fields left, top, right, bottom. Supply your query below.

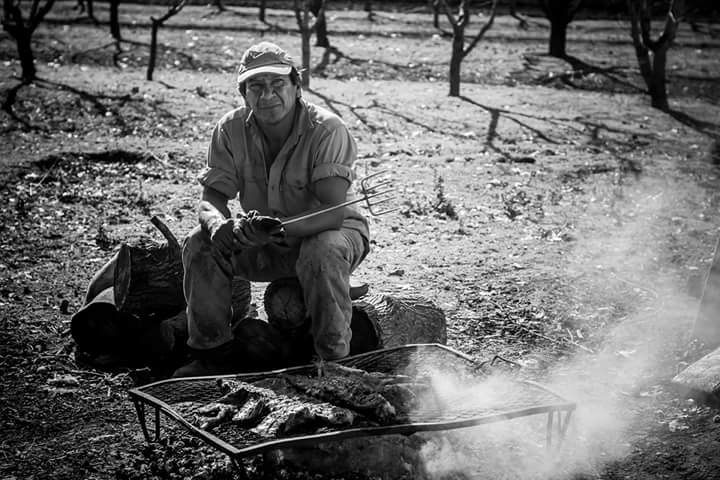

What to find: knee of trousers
left=296, top=230, right=350, bottom=273
left=182, top=226, right=212, bottom=268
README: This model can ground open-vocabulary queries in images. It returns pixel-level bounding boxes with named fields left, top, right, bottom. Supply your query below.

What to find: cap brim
left=237, top=65, right=293, bottom=83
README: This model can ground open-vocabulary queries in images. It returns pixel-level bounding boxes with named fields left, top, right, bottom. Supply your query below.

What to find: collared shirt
left=199, top=99, right=369, bottom=241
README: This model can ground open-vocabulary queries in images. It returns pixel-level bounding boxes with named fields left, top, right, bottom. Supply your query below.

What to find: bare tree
left=364, top=0, right=373, bottom=20
left=259, top=0, right=266, bottom=22
left=147, top=0, right=186, bottom=81
left=294, top=0, right=326, bottom=87
left=74, top=0, right=98, bottom=24
left=430, top=0, right=440, bottom=29
left=109, top=0, right=121, bottom=41
left=538, top=0, right=584, bottom=57
left=309, top=0, right=329, bottom=47
left=509, top=0, right=529, bottom=29
left=439, top=0, right=499, bottom=97
left=2, top=0, right=57, bottom=82
left=212, top=0, right=227, bottom=13
left=627, top=0, right=683, bottom=111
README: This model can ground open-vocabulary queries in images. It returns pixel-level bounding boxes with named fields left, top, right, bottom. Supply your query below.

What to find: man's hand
left=207, top=218, right=237, bottom=258
left=234, top=210, right=285, bottom=248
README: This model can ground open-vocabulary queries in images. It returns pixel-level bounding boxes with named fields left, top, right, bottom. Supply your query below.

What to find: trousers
left=182, top=225, right=368, bottom=360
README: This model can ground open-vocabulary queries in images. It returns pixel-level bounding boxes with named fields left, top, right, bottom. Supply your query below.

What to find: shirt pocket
left=240, top=173, right=268, bottom=212
left=281, top=174, right=316, bottom=215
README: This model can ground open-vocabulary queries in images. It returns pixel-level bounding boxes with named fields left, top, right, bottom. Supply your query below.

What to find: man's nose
left=260, top=85, right=275, bottom=98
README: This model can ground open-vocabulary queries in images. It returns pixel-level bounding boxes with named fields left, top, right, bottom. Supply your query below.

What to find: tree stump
left=672, top=346, right=720, bottom=406
left=692, top=236, right=720, bottom=348
left=263, top=278, right=447, bottom=351
left=353, top=294, right=448, bottom=348
left=113, top=216, right=185, bottom=319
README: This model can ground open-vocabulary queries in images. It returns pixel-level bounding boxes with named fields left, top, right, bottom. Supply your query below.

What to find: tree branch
left=151, top=0, right=186, bottom=25
left=293, top=0, right=303, bottom=27
left=440, top=0, right=458, bottom=26
left=638, top=0, right=658, bottom=50
left=463, top=0, right=499, bottom=58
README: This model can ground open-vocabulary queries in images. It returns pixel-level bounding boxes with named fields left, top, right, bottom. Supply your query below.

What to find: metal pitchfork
left=282, top=171, right=397, bottom=226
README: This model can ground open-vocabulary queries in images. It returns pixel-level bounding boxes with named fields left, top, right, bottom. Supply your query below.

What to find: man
left=173, top=42, right=369, bottom=377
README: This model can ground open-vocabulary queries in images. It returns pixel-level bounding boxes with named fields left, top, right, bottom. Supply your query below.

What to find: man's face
left=243, top=73, right=299, bottom=126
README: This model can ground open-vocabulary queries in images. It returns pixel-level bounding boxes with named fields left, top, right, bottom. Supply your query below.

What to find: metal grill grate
left=129, top=344, right=575, bottom=461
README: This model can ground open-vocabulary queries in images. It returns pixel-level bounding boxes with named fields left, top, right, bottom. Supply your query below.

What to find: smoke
left=418, top=299, right=696, bottom=480
left=417, top=180, right=703, bottom=479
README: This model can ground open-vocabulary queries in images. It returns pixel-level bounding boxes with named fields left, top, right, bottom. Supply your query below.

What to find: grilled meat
left=198, top=377, right=356, bottom=436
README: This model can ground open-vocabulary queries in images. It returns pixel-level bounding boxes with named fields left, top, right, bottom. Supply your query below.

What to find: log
left=692, top=236, right=720, bottom=348
left=71, top=286, right=188, bottom=367
left=353, top=294, right=447, bottom=348
left=113, top=216, right=185, bottom=319
left=263, top=279, right=447, bottom=351
left=672, top=345, right=720, bottom=406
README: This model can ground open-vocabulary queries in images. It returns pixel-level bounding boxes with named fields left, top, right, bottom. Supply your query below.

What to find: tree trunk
left=145, top=0, right=186, bottom=82
left=86, top=0, right=98, bottom=23
left=109, top=0, right=121, bottom=41
left=627, top=0, right=680, bottom=110
left=448, top=30, right=463, bottom=96
left=315, top=10, right=329, bottom=47
left=431, top=0, right=440, bottom=28
left=299, top=4, right=311, bottom=87
left=649, top=44, right=670, bottom=111
left=15, top=30, right=37, bottom=82
left=548, top=19, right=568, bottom=57
left=147, top=20, right=160, bottom=80
left=259, top=0, right=266, bottom=22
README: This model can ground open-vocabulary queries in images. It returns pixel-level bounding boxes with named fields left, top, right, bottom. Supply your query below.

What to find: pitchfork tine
left=281, top=171, right=397, bottom=225
left=359, top=170, right=398, bottom=215
left=364, top=179, right=393, bottom=192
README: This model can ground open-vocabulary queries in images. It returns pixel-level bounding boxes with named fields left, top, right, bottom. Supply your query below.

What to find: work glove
left=205, top=218, right=237, bottom=277
left=207, top=218, right=236, bottom=258
left=233, top=210, right=285, bottom=248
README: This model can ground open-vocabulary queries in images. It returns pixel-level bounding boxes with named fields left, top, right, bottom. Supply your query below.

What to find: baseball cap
left=236, top=42, right=297, bottom=83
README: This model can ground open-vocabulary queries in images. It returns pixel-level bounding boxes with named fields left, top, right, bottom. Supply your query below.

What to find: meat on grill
left=192, top=377, right=356, bottom=437
left=186, top=364, right=433, bottom=436
left=282, top=372, right=397, bottom=423
left=283, top=363, right=432, bottom=421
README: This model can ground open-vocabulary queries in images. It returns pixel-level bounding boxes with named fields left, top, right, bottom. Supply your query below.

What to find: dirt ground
left=2, top=2, right=720, bottom=479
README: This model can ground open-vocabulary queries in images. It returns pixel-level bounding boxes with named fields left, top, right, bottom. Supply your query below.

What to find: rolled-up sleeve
left=311, top=120, right=357, bottom=183
left=198, top=122, right=239, bottom=199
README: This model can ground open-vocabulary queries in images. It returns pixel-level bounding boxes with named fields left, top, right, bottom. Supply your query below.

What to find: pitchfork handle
left=281, top=198, right=365, bottom=226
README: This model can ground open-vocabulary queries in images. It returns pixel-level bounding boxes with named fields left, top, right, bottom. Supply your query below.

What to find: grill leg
left=558, top=408, right=574, bottom=445
left=154, top=407, right=161, bottom=441
left=546, top=408, right=574, bottom=450
left=133, top=399, right=152, bottom=443
left=546, top=410, right=555, bottom=448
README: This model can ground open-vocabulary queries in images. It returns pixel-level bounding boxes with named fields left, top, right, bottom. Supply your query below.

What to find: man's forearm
left=282, top=206, right=345, bottom=238
left=199, top=187, right=232, bottom=234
